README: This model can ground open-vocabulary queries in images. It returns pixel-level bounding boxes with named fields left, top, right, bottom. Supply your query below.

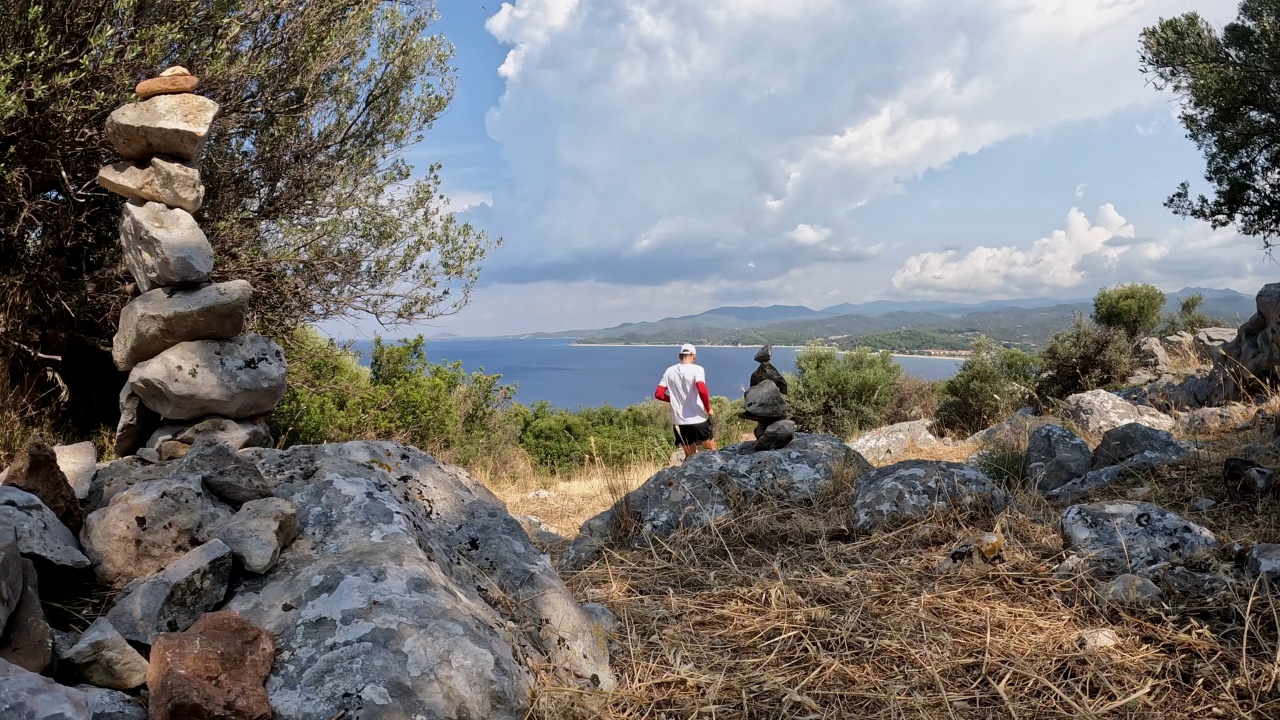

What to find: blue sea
left=353, top=338, right=963, bottom=410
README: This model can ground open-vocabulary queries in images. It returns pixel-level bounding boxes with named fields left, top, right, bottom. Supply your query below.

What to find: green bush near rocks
left=935, top=338, right=1038, bottom=437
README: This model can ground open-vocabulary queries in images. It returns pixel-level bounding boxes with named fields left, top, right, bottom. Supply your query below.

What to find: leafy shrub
left=1093, top=284, right=1166, bottom=339
left=788, top=345, right=902, bottom=439
left=515, top=401, right=675, bottom=474
left=1161, top=293, right=1211, bottom=335
left=1035, top=316, right=1134, bottom=400
left=883, top=375, right=939, bottom=425
left=935, top=338, right=1038, bottom=437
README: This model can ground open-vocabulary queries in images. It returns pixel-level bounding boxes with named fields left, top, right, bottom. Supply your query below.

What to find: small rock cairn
left=741, top=344, right=795, bottom=450
left=99, top=67, right=286, bottom=459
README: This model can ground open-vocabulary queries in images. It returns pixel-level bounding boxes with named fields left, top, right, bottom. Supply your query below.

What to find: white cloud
left=1075, top=183, right=1087, bottom=199
left=787, top=224, right=832, bottom=246
left=447, top=190, right=494, bottom=212
left=892, top=203, right=1271, bottom=299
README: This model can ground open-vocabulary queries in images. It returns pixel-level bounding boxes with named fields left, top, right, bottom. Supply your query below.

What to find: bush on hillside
left=1035, top=316, right=1134, bottom=400
left=883, top=375, right=939, bottom=425
left=1093, top=284, right=1166, bottom=339
left=935, top=338, right=1038, bottom=437
left=516, top=401, right=675, bottom=474
left=788, top=345, right=902, bottom=439
left=1161, top=293, right=1212, bottom=335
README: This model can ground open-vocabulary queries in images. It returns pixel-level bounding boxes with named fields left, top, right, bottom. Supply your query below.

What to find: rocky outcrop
left=1194, top=327, right=1237, bottom=364
left=127, top=335, right=287, bottom=421
left=0, top=487, right=89, bottom=569
left=1022, top=424, right=1091, bottom=493
left=62, top=618, right=149, bottom=690
left=113, top=280, right=252, bottom=370
left=1060, top=501, right=1218, bottom=579
left=849, top=420, right=937, bottom=464
left=80, top=476, right=231, bottom=585
left=148, top=610, right=273, bottom=720
left=1059, top=389, right=1174, bottom=435
left=2, top=436, right=83, bottom=533
left=1207, top=285, right=1280, bottom=403
left=1091, top=423, right=1188, bottom=469
left=852, top=460, right=1010, bottom=533
left=106, top=539, right=232, bottom=645
left=563, top=434, right=866, bottom=570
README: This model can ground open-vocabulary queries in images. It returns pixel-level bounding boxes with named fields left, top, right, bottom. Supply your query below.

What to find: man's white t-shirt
left=660, top=363, right=708, bottom=426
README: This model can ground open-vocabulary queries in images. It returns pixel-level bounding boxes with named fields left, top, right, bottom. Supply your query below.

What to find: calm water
left=355, top=338, right=963, bottom=410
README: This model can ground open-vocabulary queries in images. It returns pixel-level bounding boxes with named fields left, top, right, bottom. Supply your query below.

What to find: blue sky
left=350, top=0, right=1270, bottom=338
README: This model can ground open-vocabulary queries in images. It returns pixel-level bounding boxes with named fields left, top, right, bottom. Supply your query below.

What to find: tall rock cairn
left=98, top=68, right=287, bottom=457
left=740, top=345, right=796, bottom=451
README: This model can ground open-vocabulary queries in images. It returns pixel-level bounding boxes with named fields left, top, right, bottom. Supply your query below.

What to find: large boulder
left=1060, top=501, right=1219, bottom=579
left=3, top=436, right=83, bottom=532
left=1209, top=285, right=1280, bottom=403
left=1059, top=389, right=1174, bottom=435
left=96, top=156, right=204, bottom=212
left=127, top=335, right=287, bottom=421
left=80, top=475, right=232, bottom=585
left=119, top=202, right=214, bottom=292
left=0, top=658, right=91, bottom=719
left=1022, top=424, right=1092, bottom=493
left=53, top=442, right=98, bottom=502
left=0, top=559, right=53, bottom=675
left=562, top=434, right=868, bottom=570
left=148, top=610, right=273, bottom=720
left=1132, top=337, right=1171, bottom=373
left=105, top=540, right=233, bottom=645
left=62, top=618, right=149, bottom=689
left=852, top=460, right=1010, bottom=533
left=1194, top=327, right=1237, bottom=364
left=848, top=420, right=937, bottom=464
left=0, top=487, right=90, bottom=569
left=1092, top=423, right=1188, bottom=469
left=226, top=441, right=615, bottom=719
left=113, top=280, right=253, bottom=371
left=104, top=93, right=219, bottom=162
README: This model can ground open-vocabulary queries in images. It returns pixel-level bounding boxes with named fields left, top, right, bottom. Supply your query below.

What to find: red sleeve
left=695, top=381, right=711, bottom=410
left=655, top=385, right=670, bottom=402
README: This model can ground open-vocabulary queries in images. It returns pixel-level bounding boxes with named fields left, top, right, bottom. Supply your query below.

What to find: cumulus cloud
left=475, top=0, right=1235, bottom=289
left=1075, top=183, right=1087, bottom=199
left=892, top=203, right=1272, bottom=299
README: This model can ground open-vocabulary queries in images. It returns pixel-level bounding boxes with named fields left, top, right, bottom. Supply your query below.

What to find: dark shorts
left=673, top=421, right=714, bottom=445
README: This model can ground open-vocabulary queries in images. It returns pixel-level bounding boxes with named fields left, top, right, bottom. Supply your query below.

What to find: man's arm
left=695, top=368, right=712, bottom=414
left=655, top=384, right=670, bottom=402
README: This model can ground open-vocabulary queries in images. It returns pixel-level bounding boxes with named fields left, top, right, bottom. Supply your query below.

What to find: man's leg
left=700, top=439, right=717, bottom=452
left=682, top=442, right=698, bottom=458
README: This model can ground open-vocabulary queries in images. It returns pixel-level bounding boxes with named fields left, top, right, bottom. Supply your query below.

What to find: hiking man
left=655, top=343, right=716, bottom=458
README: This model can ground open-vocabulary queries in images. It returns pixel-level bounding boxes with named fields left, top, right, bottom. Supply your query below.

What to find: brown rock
left=2, top=436, right=83, bottom=533
left=0, top=560, right=54, bottom=675
left=148, top=610, right=274, bottom=720
left=135, top=76, right=199, bottom=99
left=157, top=440, right=191, bottom=461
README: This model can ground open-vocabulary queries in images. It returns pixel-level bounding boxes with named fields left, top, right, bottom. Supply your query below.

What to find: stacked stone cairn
left=741, top=344, right=796, bottom=450
left=99, top=67, right=286, bottom=459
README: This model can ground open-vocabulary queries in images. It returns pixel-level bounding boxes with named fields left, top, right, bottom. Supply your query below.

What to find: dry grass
left=518, top=419, right=1280, bottom=719
left=484, top=456, right=666, bottom=535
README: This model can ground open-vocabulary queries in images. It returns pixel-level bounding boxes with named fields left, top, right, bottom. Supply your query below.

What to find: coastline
left=569, top=342, right=969, bottom=360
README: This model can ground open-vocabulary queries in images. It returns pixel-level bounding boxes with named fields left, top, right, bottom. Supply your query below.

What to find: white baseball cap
left=679, top=343, right=697, bottom=355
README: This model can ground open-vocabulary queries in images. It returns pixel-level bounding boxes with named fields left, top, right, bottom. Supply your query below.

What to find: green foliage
left=515, top=401, right=678, bottom=474
left=1092, top=284, right=1166, bottom=339
left=1141, top=2, right=1280, bottom=243
left=0, top=0, right=492, bottom=432
left=972, top=439, right=1027, bottom=491
left=788, top=345, right=902, bottom=438
left=842, top=328, right=972, bottom=354
left=1035, top=316, right=1134, bottom=400
left=936, top=338, right=1038, bottom=436
left=884, top=374, right=939, bottom=425
left=1162, top=293, right=1212, bottom=335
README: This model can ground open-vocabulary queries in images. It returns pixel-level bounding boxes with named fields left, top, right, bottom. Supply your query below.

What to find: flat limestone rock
left=113, top=280, right=252, bottom=371
left=1060, top=501, right=1218, bottom=579
left=97, top=157, right=204, bottom=212
left=105, top=93, right=219, bottom=162
left=53, top=442, right=98, bottom=501
left=63, top=618, right=149, bottom=689
left=119, top=201, right=213, bottom=292
left=128, top=336, right=286, bottom=421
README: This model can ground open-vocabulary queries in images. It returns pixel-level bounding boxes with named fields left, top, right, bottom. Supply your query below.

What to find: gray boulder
left=114, top=387, right=160, bottom=458
left=113, top=280, right=252, bottom=371
left=1133, top=337, right=1170, bottom=372
left=148, top=416, right=273, bottom=452
left=0, top=559, right=55, bottom=675
left=174, top=439, right=273, bottom=506
left=80, top=476, right=231, bottom=586
left=53, top=443, right=98, bottom=501
left=849, top=420, right=937, bottom=464
left=62, top=618, right=149, bottom=689
left=104, top=93, right=219, bottom=162
left=118, top=202, right=213, bottom=293
left=742, top=379, right=786, bottom=420
left=1246, top=543, right=1280, bottom=586
left=227, top=441, right=616, bottom=719
left=1048, top=449, right=1193, bottom=504
left=1060, top=390, right=1174, bottom=436
left=1120, top=371, right=1217, bottom=413
left=563, top=434, right=867, bottom=570
left=96, top=156, right=204, bottom=212
left=0, top=529, right=22, bottom=631
left=852, top=460, right=1010, bottom=534
left=209, top=497, right=298, bottom=573
left=1206, top=285, right=1280, bottom=403
left=0, top=657, right=91, bottom=719
left=81, top=458, right=170, bottom=515
left=1022, top=424, right=1091, bottom=493
left=0, top=487, right=89, bottom=569
left=127, top=335, right=287, bottom=421
left=754, top=419, right=796, bottom=451
left=1179, top=405, right=1248, bottom=435
left=77, top=687, right=147, bottom=720
left=1092, top=423, right=1188, bottom=469
left=1060, top=501, right=1219, bottom=579
left=1194, top=327, right=1237, bottom=364
left=105, top=539, right=232, bottom=645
